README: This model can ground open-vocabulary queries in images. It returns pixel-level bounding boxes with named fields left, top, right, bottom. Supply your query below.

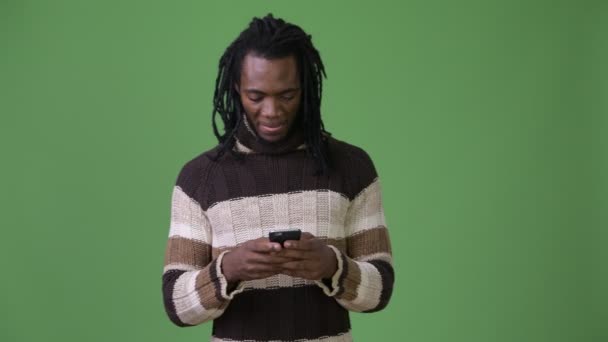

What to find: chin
left=261, top=134, right=284, bottom=143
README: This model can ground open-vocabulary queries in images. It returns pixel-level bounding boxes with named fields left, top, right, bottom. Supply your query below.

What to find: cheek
left=287, top=98, right=302, bottom=115
left=241, top=99, right=258, bottom=115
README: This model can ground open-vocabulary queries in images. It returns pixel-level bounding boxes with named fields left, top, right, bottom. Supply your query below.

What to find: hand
left=221, top=237, right=293, bottom=282
left=278, top=232, right=338, bottom=281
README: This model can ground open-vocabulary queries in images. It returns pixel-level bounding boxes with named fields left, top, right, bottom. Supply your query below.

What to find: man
left=162, top=13, right=394, bottom=342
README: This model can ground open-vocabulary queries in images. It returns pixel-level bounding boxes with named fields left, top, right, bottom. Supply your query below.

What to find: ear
left=234, top=83, right=240, bottom=94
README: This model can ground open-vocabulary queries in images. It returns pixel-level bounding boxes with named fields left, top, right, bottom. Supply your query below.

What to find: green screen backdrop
left=1, top=1, right=606, bottom=341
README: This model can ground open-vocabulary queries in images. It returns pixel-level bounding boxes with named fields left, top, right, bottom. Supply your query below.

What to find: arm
left=317, top=176, right=395, bottom=313
left=162, top=166, right=245, bottom=327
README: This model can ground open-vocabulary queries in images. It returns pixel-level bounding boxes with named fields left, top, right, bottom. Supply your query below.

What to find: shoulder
left=173, top=145, right=223, bottom=199
left=326, top=135, right=379, bottom=199
left=327, top=136, right=376, bottom=169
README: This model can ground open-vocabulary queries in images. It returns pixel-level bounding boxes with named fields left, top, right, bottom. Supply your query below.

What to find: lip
left=259, top=122, right=285, bottom=135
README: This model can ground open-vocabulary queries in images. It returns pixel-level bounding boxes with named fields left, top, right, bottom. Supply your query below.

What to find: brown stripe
left=321, top=238, right=347, bottom=254
left=196, top=261, right=224, bottom=309
left=338, top=257, right=361, bottom=302
left=211, top=246, right=233, bottom=259
left=347, top=226, right=391, bottom=258
left=164, top=236, right=211, bottom=268
left=187, top=137, right=377, bottom=210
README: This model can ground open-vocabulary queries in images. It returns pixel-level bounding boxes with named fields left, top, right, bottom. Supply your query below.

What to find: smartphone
left=269, top=229, right=301, bottom=246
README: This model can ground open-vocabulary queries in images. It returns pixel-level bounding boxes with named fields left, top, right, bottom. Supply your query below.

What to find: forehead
left=240, top=53, right=299, bottom=91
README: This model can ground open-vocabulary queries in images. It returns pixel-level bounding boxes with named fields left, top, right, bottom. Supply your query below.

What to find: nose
left=261, top=98, right=280, bottom=118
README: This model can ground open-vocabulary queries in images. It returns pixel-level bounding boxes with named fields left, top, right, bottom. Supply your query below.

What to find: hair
left=210, top=13, right=331, bottom=175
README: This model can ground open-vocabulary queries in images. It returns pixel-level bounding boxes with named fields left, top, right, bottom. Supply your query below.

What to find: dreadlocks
left=210, top=13, right=331, bottom=175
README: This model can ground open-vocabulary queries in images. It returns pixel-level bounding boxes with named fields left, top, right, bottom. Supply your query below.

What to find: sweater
left=162, top=118, right=395, bottom=342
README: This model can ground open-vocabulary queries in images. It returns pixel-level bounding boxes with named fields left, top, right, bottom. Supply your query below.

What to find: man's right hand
left=221, top=237, right=292, bottom=282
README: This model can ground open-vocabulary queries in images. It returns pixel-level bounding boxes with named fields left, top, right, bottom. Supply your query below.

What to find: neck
left=234, top=115, right=306, bottom=155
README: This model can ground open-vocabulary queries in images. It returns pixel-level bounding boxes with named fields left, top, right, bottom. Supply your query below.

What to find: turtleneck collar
left=233, top=114, right=307, bottom=155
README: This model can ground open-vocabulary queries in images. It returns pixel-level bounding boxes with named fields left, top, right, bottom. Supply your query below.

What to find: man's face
left=237, top=53, right=302, bottom=143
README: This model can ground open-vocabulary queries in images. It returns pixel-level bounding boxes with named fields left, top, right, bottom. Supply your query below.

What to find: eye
left=281, top=95, right=295, bottom=101
left=248, top=97, right=263, bottom=103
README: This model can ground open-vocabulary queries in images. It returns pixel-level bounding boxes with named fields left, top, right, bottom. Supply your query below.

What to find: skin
left=236, top=53, right=302, bottom=143
left=221, top=233, right=338, bottom=284
left=278, top=232, right=339, bottom=281
left=221, top=52, right=338, bottom=283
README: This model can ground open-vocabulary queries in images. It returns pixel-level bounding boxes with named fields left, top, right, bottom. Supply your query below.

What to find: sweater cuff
left=216, top=250, right=246, bottom=300
left=314, top=245, right=344, bottom=297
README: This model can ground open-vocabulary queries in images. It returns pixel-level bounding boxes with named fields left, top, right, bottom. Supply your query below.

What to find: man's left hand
left=278, top=232, right=338, bottom=280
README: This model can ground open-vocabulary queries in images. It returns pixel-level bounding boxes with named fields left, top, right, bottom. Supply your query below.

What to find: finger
left=252, top=263, right=281, bottom=272
left=276, top=249, right=310, bottom=260
left=246, top=271, right=280, bottom=281
left=281, top=269, right=300, bottom=278
left=301, top=232, right=315, bottom=240
left=258, top=253, right=295, bottom=264
left=250, top=239, right=282, bottom=253
left=250, top=272, right=280, bottom=280
left=281, top=260, right=311, bottom=272
left=246, top=263, right=282, bottom=276
left=283, top=238, right=314, bottom=250
left=283, top=232, right=316, bottom=248
left=247, top=252, right=292, bottom=265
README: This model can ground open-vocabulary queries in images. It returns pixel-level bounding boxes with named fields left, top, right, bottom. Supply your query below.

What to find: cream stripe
left=273, top=193, right=290, bottom=231
left=173, top=271, right=212, bottom=325
left=230, top=197, right=263, bottom=247
left=163, top=263, right=201, bottom=273
left=211, top=330, right=353, bottom=342
left=173, top=270, right=225, bottom=325
left=355, top=252, right=393, bottom=266
left=234, top=139, right=255, bottom=154
left=207, top=190, right=350, bottom=248
left=169, top=222, right=211, bottom=242
left=351, top=262, right=383, bottom=310
left=337, top=262, right=382, bottom=312
left=169, top=186, right=212, bottom=243
left=315, top=245, right=344, bottom=296
left=207, top=198, right=237, bottom=247
left=317, top=189, right=330, bottom=239
left=216, top=251, right=246, bottom=299
left=345, top=179, right=386, bottom=236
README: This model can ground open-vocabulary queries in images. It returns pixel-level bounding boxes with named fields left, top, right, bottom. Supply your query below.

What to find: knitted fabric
left=162, top=119, right=394, bottom=341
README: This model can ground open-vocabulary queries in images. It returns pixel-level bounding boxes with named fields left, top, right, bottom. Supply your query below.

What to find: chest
left=206, top=189, right=351, bottom=248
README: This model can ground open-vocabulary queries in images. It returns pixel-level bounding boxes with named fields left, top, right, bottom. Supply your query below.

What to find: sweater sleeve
left=162, top=163, right=245, bottom=327
left=315, top=152, right=395, bottom=313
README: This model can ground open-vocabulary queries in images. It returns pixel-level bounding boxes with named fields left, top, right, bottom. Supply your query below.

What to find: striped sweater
left=162, top=120, right=394, bottom=341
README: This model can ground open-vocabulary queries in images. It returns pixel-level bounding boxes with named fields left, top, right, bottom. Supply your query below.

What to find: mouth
left=259, top=122, right=286, bottom=135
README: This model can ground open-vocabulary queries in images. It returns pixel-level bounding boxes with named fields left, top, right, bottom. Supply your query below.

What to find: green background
left=1, top=0, right=606, bottom=341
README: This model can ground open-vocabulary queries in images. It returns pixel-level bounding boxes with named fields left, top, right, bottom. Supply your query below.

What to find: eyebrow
left=244, top=87, right=300, bottom=95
